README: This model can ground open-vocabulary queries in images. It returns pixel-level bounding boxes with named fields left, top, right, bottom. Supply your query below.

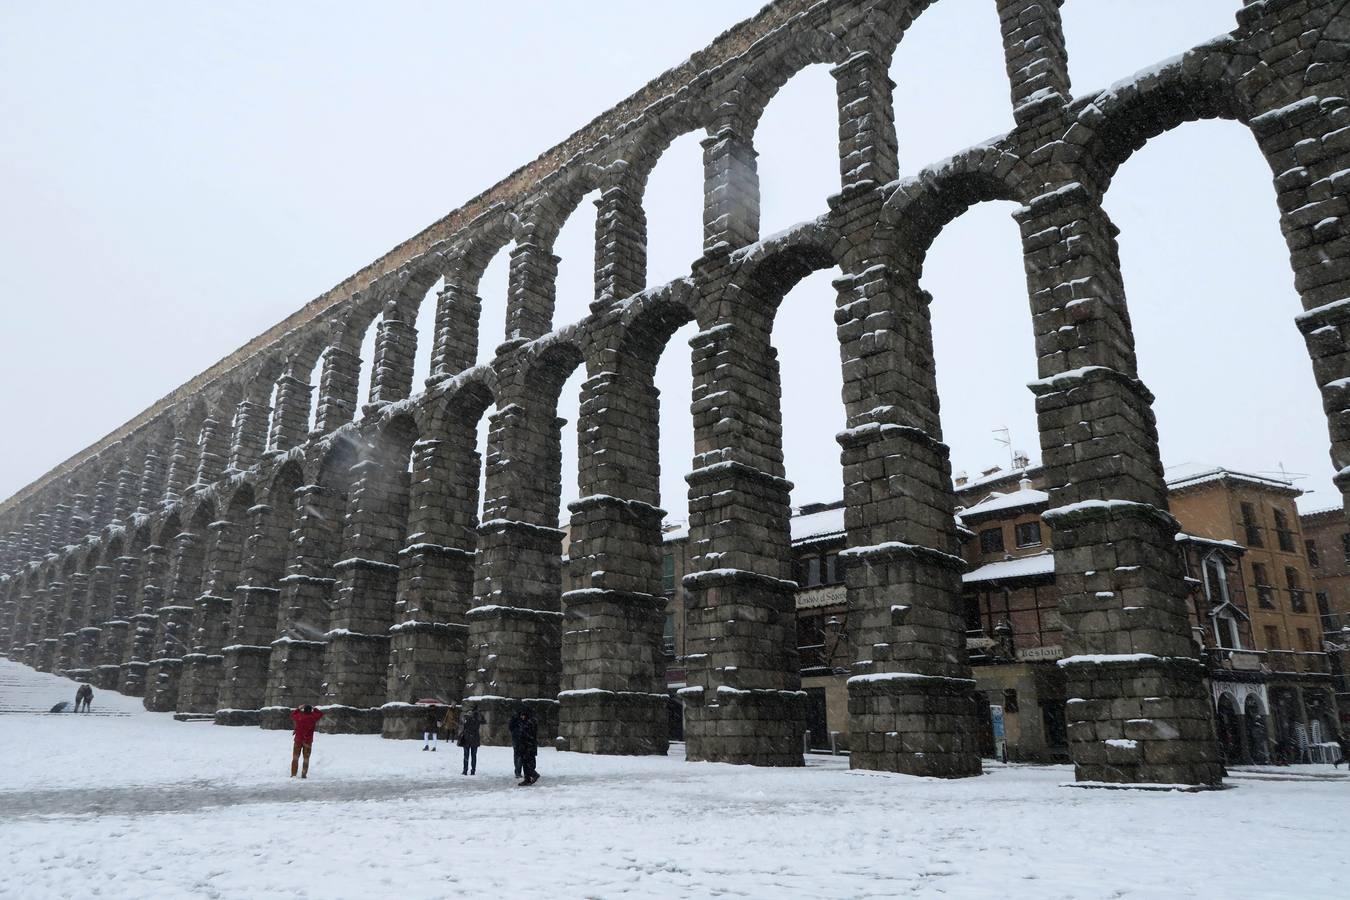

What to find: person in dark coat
left=1335, top=732, right=1350, bottom=768
left=507, top=706, right=527, bottom=778
left=516, top=705, right=539, bottom=786
left=422, top=705, right=440, bottom=752
left=458, top=707, right=482, bottom=775
left=74, top=683, right=93, bottom=713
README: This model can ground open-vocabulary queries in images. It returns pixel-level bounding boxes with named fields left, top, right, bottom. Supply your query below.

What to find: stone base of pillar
left=214, top=708, right=262, bottom=726
left=95, top=621, right=132, bottom=674
left=559, top=690, right=669, bottom=755
left=258, top=706, right=294, bottom=730
left=682, top=686, right=806, bottom=767
left=92, top=664, right=122, bottom=690
left=381, top=702, right=450, bottom=740
left=847, top=673, right=983, bottom=778
left=35, top=638, right=59, bottom=673
left=63, top=668, right=92, bottom=683
left=262, top=637, right=328, bottom=722
left=76, top=627, right=102, bottom=671
left=120, top=661, right=148, bottom=696
left=319, top=632, right=391, bottom=719
left=57, top=632, right=79, bottom=673
left=177, top=653, right=224, bottom=714
left=1063, top=655, right=1223, bottom=787
left=385, top=623, right=465, bottom=708
left=462, top=696, right=561, bottom=747
left=22, top=642, right=38, bottom=666
left=316, top=704, right=383, bottom=734
left=144, top=658, right=183, bottom=712
left=218, top=645, right=272, bottom=714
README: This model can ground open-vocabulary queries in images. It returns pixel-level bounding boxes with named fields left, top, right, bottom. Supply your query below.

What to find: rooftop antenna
left=1257, top=462, right=1310, bottom=485
left=993, top=426, right=1015, bottom=471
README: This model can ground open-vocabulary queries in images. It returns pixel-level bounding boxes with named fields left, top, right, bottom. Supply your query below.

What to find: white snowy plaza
left=0, top=660, right=1344, bottom=899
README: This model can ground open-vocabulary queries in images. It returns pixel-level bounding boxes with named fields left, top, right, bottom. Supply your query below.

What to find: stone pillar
left=136, top=451, right=165, bottom=516
left=121, top=544, right=167, bottom=696
left=65, top=495, right=90, bottom=546
left=112, top=461, right=140, bottom=524
left=1017, top=182, right=1221, bottom=787
left=702, top=128, right=759, bottom=252
left=680, top=316, right=804, bottom=767
left=74, top=564, right=114, bottom=678
left=383, top=434, right=477, bottom=739
left=91, top=553, right=138, bottom=688
left=319, top=451, right=411, bottom=733
left=229, top=397, right=272, bottom=472
left=217, top=499, right=291, bottom=725
left=315, top=347, right=362, bottom=432
left=262, top=482, right=343, bottom=729
left=162, top=432, right=199, bottom=505
left=506, top=242, right=559, bottom=343
left=178, top=518, right=243, bottom=714
left=145, top=530, right=205, bottom=713
left=996, top=0, right=1071, bottom=125
left=594, top=185, right=646, bottom=307
left=57, top=569, right=89, bottom=674
left=560, top=358, right=669, bottom=755
left=194, top=417, right=229, bottom=488
left=832, top=49, right=899, bottom=191
left=88, top=477, right=116, bottom=536
left=831, top=257, right=981, bottom=778
left=30, top=585, right=55, bottom=671
left=49, top=505, right=71, bottom=553
left=429, top=279, right=479, bottom=379
left=464, top=401, right=566, bottom=745
left=369, top=307, right=418, bottom=405
left=269, top=373, right=313, bottom=451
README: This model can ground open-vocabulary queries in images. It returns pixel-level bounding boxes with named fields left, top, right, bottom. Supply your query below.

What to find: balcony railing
left=1266, top=650, right=1331, bottom=676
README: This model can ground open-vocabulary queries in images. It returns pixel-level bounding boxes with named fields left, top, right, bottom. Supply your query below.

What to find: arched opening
left=1060, top=1, right=1238, bottom=93
left=1216, top=691, right=1243, bottom=764
left=410, top=276, right=445, bottom=393
left=754, top=63, right=839, bottom=237
left=551, top=188, right=603, bottom=328
left=1245, top=692, right=1270, bottom=763
left=656, top=320, right=698, bottom=524
left=477, top=244, right=514, bottom=365
left=304, top=352, right=325, bottom=435
left=889, top=0, right=1013, bottom=175
left=353, top=312, right=381, bottom=414
left=643, top=131, right=707, bottom=288
left=926, top=201, right=1038, bottom=481
left=1105, top=121, right=1332, bottom=505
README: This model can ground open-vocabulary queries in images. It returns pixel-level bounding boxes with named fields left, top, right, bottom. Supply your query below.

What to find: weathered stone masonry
left=4, top=0, right=1350, bottom=787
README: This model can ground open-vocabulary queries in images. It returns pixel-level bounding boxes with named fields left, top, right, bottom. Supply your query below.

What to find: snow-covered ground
left=1, top=659, right=1345, bottom=899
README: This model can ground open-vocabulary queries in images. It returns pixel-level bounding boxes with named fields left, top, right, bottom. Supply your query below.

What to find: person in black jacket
left=516, top=705, right=539, bottom=786
left=507, top=706, right=526, bottom=778
left=459, top=707, right=481, bottom=775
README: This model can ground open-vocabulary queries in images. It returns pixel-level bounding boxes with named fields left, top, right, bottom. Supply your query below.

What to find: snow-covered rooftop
left=962, top=553, right=1056, bottom=584
left=791, top=506, right=846, bottom=543
left=957, top=487, right=1049, bottom=519
left=1164, top=462, right=1299, bottom=494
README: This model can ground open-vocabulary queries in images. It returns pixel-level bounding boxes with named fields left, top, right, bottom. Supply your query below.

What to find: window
left=663, top=612, right=676, bottom=655
left=1318, top=591, right=1340, bottom=633
left=1241, top=503, right=1263, bottom=548
left=1343, top=532, right=1350, bottom=565
left=1286, top=566, right=1307, bottom=614
left=1014, top=521, right=1042, bottom=548
left=662, top=553, right=676, bottom=595
left=824, top=552, right=840, bottom=585
left=1263, top=624, right=1282, bottom=650
left=1202, top=554, right=1229, bottom=605
left=1297, top=627, right=1314, bottom=652
left=1306, top=539, right=1320, bottom=568
left=980, top=528, right=1005, bottom=553
left=1252, top=563, right=1274, bottom=609
left=1214, top=612, right=1241, bottom=650
left=806, top=556, right=821, bottom=587
left=1274, top=509, right=1295, bottom=552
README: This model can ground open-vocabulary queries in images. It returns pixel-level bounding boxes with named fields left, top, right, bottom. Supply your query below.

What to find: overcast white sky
left=0, top=0, right=1333, bottom=527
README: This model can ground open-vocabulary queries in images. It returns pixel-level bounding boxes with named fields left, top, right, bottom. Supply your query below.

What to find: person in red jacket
left=290, top=704, right=324, bottom=778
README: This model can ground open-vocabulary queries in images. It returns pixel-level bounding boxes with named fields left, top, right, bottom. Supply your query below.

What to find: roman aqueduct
left=3, top=0, right=1348, bottom=786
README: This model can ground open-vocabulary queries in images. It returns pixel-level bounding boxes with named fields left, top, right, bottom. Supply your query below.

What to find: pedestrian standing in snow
left=517, top=705, right=539, bottom=786
left=1334, top=732, right=1350, bottom=768
left=442, top=705, right=461, bottom=746
left=422, top=705, right=441, bottom=751
left=74, top=683, right=93, bottom=713
left=459, top=707, right=481, bottom=775
left=508, top=705, right=527, bottom=779
left=290, top=704, right=324, bottom=778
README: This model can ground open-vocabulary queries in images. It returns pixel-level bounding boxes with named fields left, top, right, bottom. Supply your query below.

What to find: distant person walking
left=422, top=705, right=442, bottom=752
left=290, top=704, right=324, bottom=778
left=459, top=707, right=481, bottom=775
left=508, top=705, right=527, bottom=779
left=516, top=704, right=539, bottom=786
left=74, top=683, right=93, bottom=713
